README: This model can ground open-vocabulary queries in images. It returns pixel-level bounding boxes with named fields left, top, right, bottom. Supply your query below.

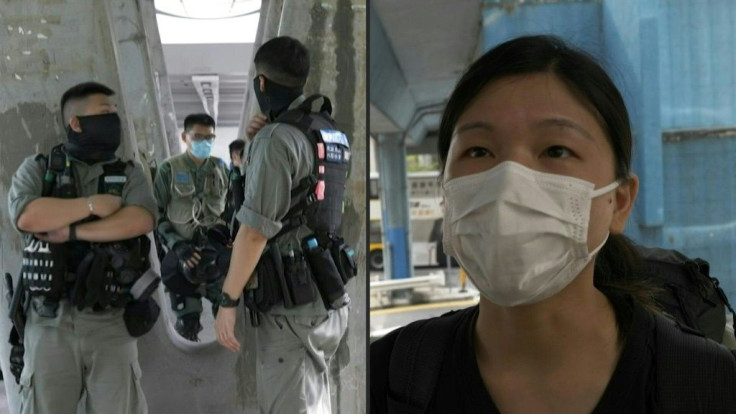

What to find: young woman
left=370, top=35, right=736, bottom=413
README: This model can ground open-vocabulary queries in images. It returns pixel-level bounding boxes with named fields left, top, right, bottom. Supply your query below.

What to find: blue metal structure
left=482, top=0, right=736, bottom=302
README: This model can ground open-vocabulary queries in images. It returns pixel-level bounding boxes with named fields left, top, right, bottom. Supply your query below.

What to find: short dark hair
left=254, top=36, right=310, bottom=88
left=184, top=113, right=216, bottom=131
left=60, top=81, right=115, bottom=125
left=229, top=139, right=246, bottom=154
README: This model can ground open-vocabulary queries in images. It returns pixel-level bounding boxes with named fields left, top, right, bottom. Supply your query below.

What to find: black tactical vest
left=271, top=95, right=351, bottom=238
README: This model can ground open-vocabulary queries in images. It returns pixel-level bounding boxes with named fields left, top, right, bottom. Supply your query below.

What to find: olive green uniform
left=238, top=95, right=349, bottom=413
left=153, top=153, right=229, bottom=318
left=8, top=154, right=157, bottom=414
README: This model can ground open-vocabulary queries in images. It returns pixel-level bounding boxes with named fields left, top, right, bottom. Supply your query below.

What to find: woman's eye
left=467, top=147, right=491, bottom=158
left=544, top=145, right=572, bottom=158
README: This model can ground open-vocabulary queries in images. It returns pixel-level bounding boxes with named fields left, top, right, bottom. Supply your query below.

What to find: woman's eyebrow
left=456, top=121, right=494, bottom=134
left=536, top=118, right=594, bottom=141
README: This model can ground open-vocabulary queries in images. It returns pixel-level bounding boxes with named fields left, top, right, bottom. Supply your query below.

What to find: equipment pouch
left=123, top=296, right=160, bottom=337
left=304, top=242, right=350, bottom=310
left=244, top=248, right=284, bottom=313
left=21, top=237, right=67, bottom=301
left=329, top=237, right=358, bottom=284
left=282, top=251, right=317, bottom=307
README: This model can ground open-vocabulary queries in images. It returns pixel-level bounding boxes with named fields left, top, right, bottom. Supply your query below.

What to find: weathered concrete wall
left=238, top=0, right=367, bottom=412
left=0, top=1, right=243, bottom=413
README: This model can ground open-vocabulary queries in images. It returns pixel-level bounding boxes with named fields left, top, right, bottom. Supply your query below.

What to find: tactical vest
left=165, top=153, right=228, bottom=240
left=272, top=94, right=350, bottom=239
left=22, top=144, right=152, bottom=310
left=243, top=95, right=356, bottom=316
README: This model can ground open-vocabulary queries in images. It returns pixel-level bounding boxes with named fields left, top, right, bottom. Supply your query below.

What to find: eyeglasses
left=188, top=133, right=216, bottom=142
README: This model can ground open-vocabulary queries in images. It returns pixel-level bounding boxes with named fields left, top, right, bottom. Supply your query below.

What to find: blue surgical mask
left=190, top=140, right=213, bottom=159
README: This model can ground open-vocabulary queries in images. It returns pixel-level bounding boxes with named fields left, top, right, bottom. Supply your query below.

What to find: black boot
left=175, top=313, right=203, bottom=342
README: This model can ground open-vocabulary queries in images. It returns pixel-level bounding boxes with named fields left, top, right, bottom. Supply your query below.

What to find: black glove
left=207, top=224, right=232, bottom=247
left=173, top=241, right=199, bottom=284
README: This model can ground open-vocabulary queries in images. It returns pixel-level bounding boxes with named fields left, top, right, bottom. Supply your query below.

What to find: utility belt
left=243, top=233, right=357, bottom=320
left=19, top=236, right=160, bottom=337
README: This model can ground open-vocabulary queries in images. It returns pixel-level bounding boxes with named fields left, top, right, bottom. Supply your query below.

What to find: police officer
left=8, top=81, right=157, bottom=413
left=222, top=139, right=246, bottom=235
left=215, top=37, right=351, bottom=413
left=154, top=113, right=230, bottom=341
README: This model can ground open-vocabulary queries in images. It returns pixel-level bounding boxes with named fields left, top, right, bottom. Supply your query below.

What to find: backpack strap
left=655, top=313, right=736, bottom=412
left=387, top=307, right=474, bottom=413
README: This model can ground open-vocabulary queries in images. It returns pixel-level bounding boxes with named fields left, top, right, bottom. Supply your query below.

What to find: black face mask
left=253, top=76, right=303, bottom=121
left=65, top=113, right=122, bottom=164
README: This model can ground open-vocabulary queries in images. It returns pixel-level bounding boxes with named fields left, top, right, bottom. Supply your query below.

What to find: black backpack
left=636, top=245, right=735, bottom=344
left=384, top=246, right=736, bottom=413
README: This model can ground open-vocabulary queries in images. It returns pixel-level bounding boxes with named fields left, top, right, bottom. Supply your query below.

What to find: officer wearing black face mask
left=215, top=37, right=354, bottom=414
left=8, top=81, right=158, bottom=413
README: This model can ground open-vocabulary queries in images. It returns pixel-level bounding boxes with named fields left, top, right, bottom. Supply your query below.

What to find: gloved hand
left=173, top=241, right=201, bottom=284
left=173, top=241, right=200, bottom=268
left=207, top=224, right=232, bottom=247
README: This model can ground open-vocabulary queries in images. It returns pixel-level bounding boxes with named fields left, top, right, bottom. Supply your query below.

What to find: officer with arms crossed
left=215, top=36, right=355, bottom=413
left=154, top=113, right=230, bottom=341
left=8, top=81, right=157, bottom=413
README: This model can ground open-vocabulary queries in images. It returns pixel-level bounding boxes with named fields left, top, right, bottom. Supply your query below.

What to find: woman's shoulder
left=652, top=313, right=736, bottom=411
left=371, top=305, right=478, bottom=360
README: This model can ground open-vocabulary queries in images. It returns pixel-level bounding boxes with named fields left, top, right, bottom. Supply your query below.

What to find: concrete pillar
left=239, top=0, right=367, bottom=412
left=375, top=133, right=414, bottom=281
left=137, top=0, right=181, bottom=160
left=0, top=2, right=245, bottom=413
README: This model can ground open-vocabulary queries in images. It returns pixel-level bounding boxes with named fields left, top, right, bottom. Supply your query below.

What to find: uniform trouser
left=19, top=299, right=146, bottom=414
left=256, top=306, right=349, bottom=414
left=169, top=272, right=225, bottom=319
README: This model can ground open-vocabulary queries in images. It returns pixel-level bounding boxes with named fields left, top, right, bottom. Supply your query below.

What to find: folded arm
left=75, top=205, right=154, bottom=242
left=16, top=197, right=91, bottom=233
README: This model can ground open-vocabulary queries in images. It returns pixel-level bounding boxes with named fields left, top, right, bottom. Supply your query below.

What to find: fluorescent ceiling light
left=155, top=0, right=261, bottom=20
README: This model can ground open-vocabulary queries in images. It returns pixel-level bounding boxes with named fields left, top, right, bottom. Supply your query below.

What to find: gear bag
left=636, top=245, right=735, bottom=344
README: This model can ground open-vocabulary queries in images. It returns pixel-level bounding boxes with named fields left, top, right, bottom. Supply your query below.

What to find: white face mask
left=442, top=161, right=619, bottom=307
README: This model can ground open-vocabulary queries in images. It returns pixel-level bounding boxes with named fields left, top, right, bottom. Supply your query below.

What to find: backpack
left=636, top=245, right=735, bottom=344
left=385, top=307, right=736, bottom=413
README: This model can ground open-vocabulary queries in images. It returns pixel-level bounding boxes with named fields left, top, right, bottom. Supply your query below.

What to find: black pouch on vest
left=304, top=243, right=350, bottom=310
left=123, top=297, right=160, bottom=337
left=244, top=249, right=284, bottom=312
left=21, top=237, right=67, bottom=301
left=329, top=237, right=357, bottom=284
left=282, top=251, right=317, bottom=307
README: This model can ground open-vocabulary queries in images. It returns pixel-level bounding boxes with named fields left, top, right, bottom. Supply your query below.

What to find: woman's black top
left=370, top=300, right=657, bottom=413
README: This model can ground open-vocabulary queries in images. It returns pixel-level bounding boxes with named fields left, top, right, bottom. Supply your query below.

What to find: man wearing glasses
left=154, top=113, right=230, bottom=341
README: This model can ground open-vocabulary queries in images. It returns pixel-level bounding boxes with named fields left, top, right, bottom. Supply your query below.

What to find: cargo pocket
left=18, top=372, right=35, bottom=414
left=129, top=361, right=147, bottom=414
